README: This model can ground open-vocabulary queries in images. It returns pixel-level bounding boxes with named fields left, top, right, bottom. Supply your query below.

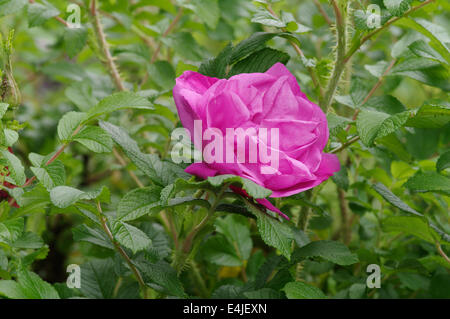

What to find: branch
left=97, top=201, right=148, bottom=298
left=344, top=0, right=435, bottom=63
left=330, top=135, right=360, bottom=154
left=436, top=242, right=450, bottom=265
left=313, top=0, right=332, bottom=27
left=321, top=0, right=347, bottom=112
left=151, top=8, right=184, bottom=64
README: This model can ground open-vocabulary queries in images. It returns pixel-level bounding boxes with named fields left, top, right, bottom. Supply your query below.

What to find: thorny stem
left=321, top=0, right=347, bottom=113
left=90, top=0, right=126, bottom=92
left=89, top=0, right=146, bottom=189
left=96, top=201, right=148, bottom=299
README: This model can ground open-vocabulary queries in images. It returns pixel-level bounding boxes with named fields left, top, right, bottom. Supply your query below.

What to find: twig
left=344, top=0, right=435, bottom=63
left=266, top=5, right=324, bottom=100
left=112, top=148, right=144, bottom=188
left=97, top=201, right=148, bottom=298
left=313, top=0, right=332, bottom=26
left=321, top=0, right=347, bottom=112
left=151, top=8, right=184, bottom=64
left=436, top=242, right=450, bottom=265
left=345, top=59, right=397, bottom=131
left=90, top=0, right=126, bottom=91
left=28, top=0, right=69, bottom=27
left=330, top=135, right=360, bottom=154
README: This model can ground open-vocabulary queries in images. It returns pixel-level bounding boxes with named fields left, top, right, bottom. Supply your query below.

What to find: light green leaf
left=27, top=1, right=60, bottom=28
left=112, top=221, right=152, bottom=253
left=251, top=8, right=285, bottom=28
left=292, top=240, right=359, bottom=265
left=63, top=27, right=88, bottom=58
left=0, top=218, right=24, bottom=243
left=283, top=281, right=327, bottom=299
left=404, top=171, right=450, bottom=194
left=0, top=149, right=26, bottom=186
left=397, top=18, right=450, bottom=64
left=356, top=109, right=411, bottom=147
left=50, top=186, right=107, bottom=208
left=383, top=0, right=411, bottom=16
left=73, top=126, right=114, bottom=153
left=0, top=0, right=27, bottom=18
left=99, top=121, right=188, bottom=186
left=208, top=174, right=271, bottom=199
left=148, top=61, right=176, bottom=91
left=57, top=111, right=87, bottom=141
left=30, top=160, right=66, bottom=190
left=87, top=92, right=153, bottom=120
left=383, top=216, right=439, bottom=244
left=17, top=269, right=60, bottom=299
left=192, top=0, right=219, bottom=28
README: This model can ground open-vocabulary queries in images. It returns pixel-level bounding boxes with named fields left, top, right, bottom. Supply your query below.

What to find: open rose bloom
left=173, top=63, right=340, bottom=218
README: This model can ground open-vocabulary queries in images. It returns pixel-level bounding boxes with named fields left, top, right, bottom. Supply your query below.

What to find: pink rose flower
left=173, top=63, right=340, bottom=218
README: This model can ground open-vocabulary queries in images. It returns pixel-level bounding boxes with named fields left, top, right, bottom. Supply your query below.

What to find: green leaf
left=292, top=240, right=359, bottom=266
left=166, top=32, right=204, bottom=62
left=65, top=83, right=98, bottom=112
left=0, top=218, right=24, bottom=243
left=245, top=201, right=293, bottom=259
left=283, top=281, right=327, bottom=299
left=383, top=0, right=411, bottom=16
left=231, top=32, right=278, bottom=63
left=0, top=280, right=26, bottom=299
left=373, top=183, right=420, bottom=216
left=117, top=186, right=162, bottom=221
left=192, top=0, right=219, bottom=28
left=383, top=216, right=439, bottom=244
left=397, top=18, right=450, bottom=64
left=30, top=160, right=66, bottom=190
left=16, top=269, right=60, bottom=299
left=202, top=235, right=242, bottom=266
left=409, top=40, right=448, bottom=65
left=57, top=111, right=87, bottom=141
left=198, top=43, right=233, bottom=78
left=0, top=103, right=8, bottom=119
left=405, top=104, right=450, bottom=128
left=99, top=121, right=189, bottom=186
left=148, top=61, right=176, bottom=91
left=251, top=8, right=285, bottom=28
left=207, top=174, right=271, bottom=199
left=63, top=27, right=88, bottom=58
left=112, top=220, right=152, bottom=254
left=327, top=113, right=351, bottom=136
left=356, top=109, right=411, bottom=147
left=49, top=186, right=108, bottom=208
left=0, top=149, right=26, bottom=186
left=404, top=171, right=450, bottom=194
left=244, top=288, right=283, bottom=299
left=215, top=214, right=253, bottom=261
left=0, top=0, right=27, bottom=18
left=437, top=151, right=450, bottom=172
left=72, top=224, right=114, bottom=250
left=73, top=126, right=114, bottom=153
left=86, top=92, right=153, bottom=120
left=229, top=48, right=289, bottom=76
left=137, top=260, right=186, bottom=298
left=80, top=259, right=118, bottom=299
left=27, top=1, right=60, bottom=28
left=15, top=184, right=51, bottom=216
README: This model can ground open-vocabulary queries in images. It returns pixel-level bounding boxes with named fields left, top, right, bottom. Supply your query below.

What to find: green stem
left=96, top=201, right=148, bottom=299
